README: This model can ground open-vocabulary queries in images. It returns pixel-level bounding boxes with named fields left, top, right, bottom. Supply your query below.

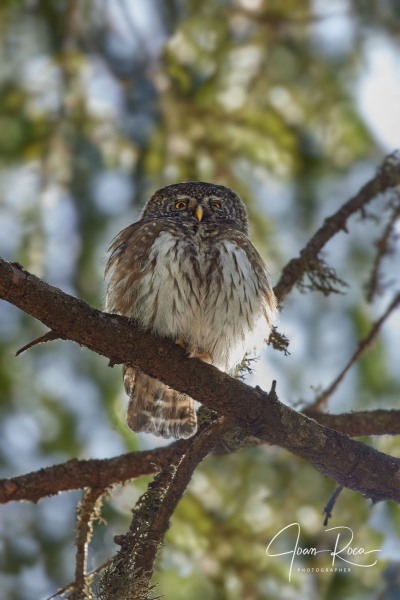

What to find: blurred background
left=1, top=1, right=400, bottom=598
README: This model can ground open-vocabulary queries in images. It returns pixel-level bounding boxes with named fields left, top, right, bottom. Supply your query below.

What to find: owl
left=105, top=182, right=277, bottom=440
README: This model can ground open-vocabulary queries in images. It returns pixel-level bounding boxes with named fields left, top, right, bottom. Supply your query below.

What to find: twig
left=366, top=199, right=400, bottom=301
left=47, top=558, right=113, bottom=600
left=310, top=293, right=400, bottom=410
left=16, top=330, right=61, bottom=356
left=323, top=485, right=344, bottom=526
left=274, top=152, right=400, bottom=302
left=67, top=487, right=105, bottom=600
left=267, top=326, right=290, bottom=355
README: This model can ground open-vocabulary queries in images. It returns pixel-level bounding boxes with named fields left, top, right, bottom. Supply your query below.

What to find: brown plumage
left=105, top=181, right=277, bottom=439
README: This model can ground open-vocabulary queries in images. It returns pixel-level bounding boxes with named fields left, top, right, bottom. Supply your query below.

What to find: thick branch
left=0, top=442, right=189, bottom=504
left=305, top=410, right=400, bottom=436
left=2, top=258, right=400, bottom=503
left=99, top=417, right=228, bottom=599
left=2, top=409, right=400, bottom=504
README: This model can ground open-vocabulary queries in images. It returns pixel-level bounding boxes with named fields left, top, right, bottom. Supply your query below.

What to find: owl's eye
left=211, top=201, right=222, bottom=210
left=175, top=200, right=188, bottom=209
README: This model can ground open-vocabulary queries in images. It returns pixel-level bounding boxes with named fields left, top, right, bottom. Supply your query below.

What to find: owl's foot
left=175, top=338, right=187, bottom=351
left=175, top=339, right=212, bottom=363
left=188, top=350, right=212, bottom=363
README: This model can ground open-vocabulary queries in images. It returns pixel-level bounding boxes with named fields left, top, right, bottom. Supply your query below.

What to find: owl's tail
left=123, top=366, right=198, bottom=439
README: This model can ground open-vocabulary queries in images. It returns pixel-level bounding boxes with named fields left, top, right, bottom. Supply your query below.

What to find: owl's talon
left=188, top=350, right=212, bottom=363
left=176, top=339, right=211, bottom=362
left=175, top=338, right=187, bottom=352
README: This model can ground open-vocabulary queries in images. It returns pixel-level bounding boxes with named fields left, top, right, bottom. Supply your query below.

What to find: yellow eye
left=211, top=201, right=221, bottom=209
left=175, top=200, right=187, bottom=209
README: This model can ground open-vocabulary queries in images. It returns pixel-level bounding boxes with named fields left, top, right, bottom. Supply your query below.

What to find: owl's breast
left=129, top=228, right=271, bottom=371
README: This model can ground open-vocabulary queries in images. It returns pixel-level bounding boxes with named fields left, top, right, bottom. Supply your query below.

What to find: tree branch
left=0, top=443, right=189, bottom=504
left=304, top=410, right=400, bottom=436
left=69, top=487, right=104, bottom=600
left=2, top=257, right=400, bottom=503
left=2, top=408, right=400, bottom=505
left=310, top=292, right=400, bottom=410
left=274, top=152, right=400, bottom=302
left=366, top=195, right=400, bottom=301
left=98, top=417, right=228, bottom=599
left=15, top=330, right=62, bottom=356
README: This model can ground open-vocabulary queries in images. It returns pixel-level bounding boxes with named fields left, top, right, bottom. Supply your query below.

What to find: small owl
left=105, top=182, right=277, bottom=439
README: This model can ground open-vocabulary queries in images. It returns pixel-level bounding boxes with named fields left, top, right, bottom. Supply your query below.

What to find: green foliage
left=1, top=1, right=400, bottom=599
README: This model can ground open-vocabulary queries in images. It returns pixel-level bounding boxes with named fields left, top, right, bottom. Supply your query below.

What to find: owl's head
left=142, top=182, right=249, bottom=235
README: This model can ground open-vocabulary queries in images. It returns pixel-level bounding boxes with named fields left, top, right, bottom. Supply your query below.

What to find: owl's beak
left=195, top=205, right=204, bottom=222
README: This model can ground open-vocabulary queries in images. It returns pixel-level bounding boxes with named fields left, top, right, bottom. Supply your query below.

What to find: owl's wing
left=105, top=220, right=198, bottom=440
left=104, top=218, right=164, bottom=315
left=105, top=218, right=158, bottom=279
left=228, top=229, right=278, bottom=326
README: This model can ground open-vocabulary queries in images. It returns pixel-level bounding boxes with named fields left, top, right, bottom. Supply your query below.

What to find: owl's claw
left=175, top=339, right=212, bottom=363
left=188, top=350, right=212, bottom=363
left=175, top=338, right=187, bottom=351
